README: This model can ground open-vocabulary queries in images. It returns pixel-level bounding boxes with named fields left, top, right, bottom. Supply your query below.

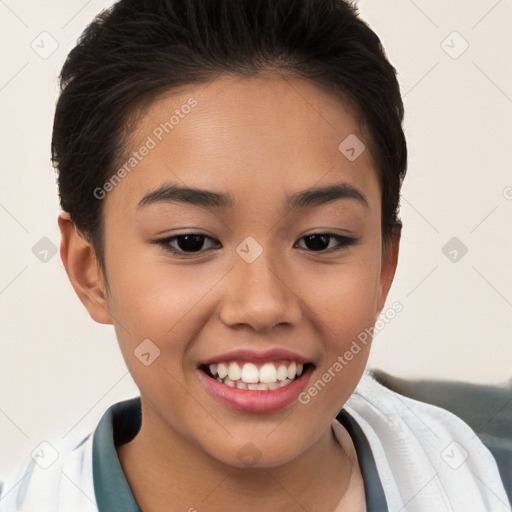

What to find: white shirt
left=0, top=372, right=509, bottom=511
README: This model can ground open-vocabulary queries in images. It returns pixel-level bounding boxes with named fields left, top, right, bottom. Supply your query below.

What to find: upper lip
left=199, top=348, right=312, bottom=366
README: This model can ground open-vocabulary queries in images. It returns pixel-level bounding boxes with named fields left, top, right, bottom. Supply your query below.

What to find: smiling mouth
left=199, top=360, right=315, bottom=391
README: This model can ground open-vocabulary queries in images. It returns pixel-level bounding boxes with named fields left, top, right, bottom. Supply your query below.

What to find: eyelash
left=154, top=232, right=358, bottom=257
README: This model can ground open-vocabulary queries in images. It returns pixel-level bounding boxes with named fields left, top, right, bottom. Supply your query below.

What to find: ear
left=376, top=223, right=401, bottom=314
left=58, top=212, right=112, bottom=324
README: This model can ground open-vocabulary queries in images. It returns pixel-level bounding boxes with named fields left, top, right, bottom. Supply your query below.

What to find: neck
left=117, top=407, right=357, bottom=512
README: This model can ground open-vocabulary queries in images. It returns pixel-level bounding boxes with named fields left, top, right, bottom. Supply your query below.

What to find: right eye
left=155, top=233, right=221, bottom=257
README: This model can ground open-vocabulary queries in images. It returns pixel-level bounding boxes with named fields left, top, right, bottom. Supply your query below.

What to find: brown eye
left=295, top=234, right=357, bottom=253
left=157, top=233, right=220, bottom=256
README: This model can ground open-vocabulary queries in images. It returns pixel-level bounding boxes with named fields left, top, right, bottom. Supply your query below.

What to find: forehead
left=106, top=74, right=379, bottom=212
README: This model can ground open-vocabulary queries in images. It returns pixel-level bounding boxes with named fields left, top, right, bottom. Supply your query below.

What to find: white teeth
left=206, top=360, right=307, bottom=388
left=259, top=363, right=277, bottom=383
left=276, top=365, right=288, bottom=381
left=228, top=362, right=242, bottom=381
left=241, top=362, right=259, bottom=383
left=217, top=363, right=228, bottom=379
left=287, top=362, right=297, bottom=380
left=277, top=378, right=292, bottom=388
left=224, top=377, right=236, bottom=387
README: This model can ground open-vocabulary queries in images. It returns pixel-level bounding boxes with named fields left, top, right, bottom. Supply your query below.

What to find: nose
left=218, top=249, right=303, bottom=332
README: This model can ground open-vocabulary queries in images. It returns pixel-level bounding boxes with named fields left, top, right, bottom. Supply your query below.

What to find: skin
left=59, top=73, right=400, bottom=511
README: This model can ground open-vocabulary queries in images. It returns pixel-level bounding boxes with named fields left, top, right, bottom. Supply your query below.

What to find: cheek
left=107, top=270, right=200, bottom=355
left=299, top=263, right=380, bottom=412
left=299, top=254, right=381, bottom=336
left=105, top=236, right=207, bottom=334
left=104, top=252, right=226, bottom=382
left=106, top=268, right=204, bottom=410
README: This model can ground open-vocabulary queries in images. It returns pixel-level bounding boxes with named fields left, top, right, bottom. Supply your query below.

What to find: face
left=85, top=74, right=397, bottom=467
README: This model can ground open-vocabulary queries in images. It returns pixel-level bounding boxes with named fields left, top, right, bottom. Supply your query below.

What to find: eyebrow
left=137, top=181, right=369, bottom=210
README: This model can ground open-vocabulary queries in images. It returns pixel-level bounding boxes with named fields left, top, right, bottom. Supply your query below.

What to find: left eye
left=155, top=232, right=357, bottom=256
left=294, top=233, right=357, bottom=252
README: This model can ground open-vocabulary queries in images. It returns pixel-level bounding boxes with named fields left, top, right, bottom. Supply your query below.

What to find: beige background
left=0, top=0, right=511, bottom=484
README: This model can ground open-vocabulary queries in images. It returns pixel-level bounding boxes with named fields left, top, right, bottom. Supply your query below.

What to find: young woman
left=0, top=0, right=508, bottom=510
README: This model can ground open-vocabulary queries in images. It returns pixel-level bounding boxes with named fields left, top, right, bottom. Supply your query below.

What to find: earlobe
left=377, top=225, right=401, bottom=314
left=58, top=212, right=112, bottom=325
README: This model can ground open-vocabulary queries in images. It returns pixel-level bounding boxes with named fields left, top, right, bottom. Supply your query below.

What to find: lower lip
left=197, top=367, right=313, bottom=413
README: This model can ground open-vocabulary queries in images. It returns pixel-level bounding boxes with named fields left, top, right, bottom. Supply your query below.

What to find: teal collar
left=92, top=397, right=142, bottom=511
left=92, top=397, right=388, bottom=511
left=336, top=409, right=389, bottom=511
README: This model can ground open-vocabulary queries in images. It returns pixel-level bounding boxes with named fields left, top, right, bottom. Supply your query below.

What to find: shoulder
left=0, top=434, right=97, bottom=512
left=344, top=371, right=510, bottom=511
left=368, top=368, right=512, bottom=502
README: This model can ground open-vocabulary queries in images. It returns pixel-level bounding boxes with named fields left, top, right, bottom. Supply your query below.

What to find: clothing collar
left=92, top=397, right=387, bottom=511
left=92, top=397, right=142, bottom=512
left=336, top=409, right=388, bottom=511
